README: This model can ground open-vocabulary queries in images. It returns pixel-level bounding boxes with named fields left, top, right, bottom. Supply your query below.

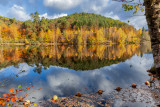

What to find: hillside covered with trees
left=0, top=12, right=143, bottom=44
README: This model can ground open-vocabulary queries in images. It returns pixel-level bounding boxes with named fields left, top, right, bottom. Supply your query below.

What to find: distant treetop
left=50, top=12, right=133, bottom=30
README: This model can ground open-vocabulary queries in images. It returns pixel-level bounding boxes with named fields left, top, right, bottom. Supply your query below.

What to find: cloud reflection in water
left=0, top=53, right=154, bottom=105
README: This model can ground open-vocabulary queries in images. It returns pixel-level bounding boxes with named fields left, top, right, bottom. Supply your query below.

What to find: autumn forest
left=0, top=12, right=146, bottom=45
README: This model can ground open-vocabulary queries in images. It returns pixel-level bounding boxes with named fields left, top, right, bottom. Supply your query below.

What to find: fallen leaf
left=24, top=100, right=31, bottom=106
left=1, top=102, right=6, bottom=106
left=33, top=104, right=37, bottom=106
left=9, top=89, right=14, bottom=93
left=3, top=94, right=7, bottom=97
left=52, top=95, right=58, bottom=101
left=15, top=89, right=18, bottom=93
left=115, top=87, right=122, bottom=92
left=25, top=94, right=30, bottom=97
left=11, top=97, right=16, bottom=102
left=97, top=90, right=104, bottom=95
left=145, top=81, right=150, bottom=86
left=75, top=92, right=82, bottom=97
left=26, top=88, right=30, bottom=90
left=132, top=83, right=137, bottom=88
left=18, top=85, right=22, bottom=89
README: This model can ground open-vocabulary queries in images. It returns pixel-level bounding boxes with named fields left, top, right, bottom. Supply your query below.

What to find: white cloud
left=6, top=5, right=67, bottom=21
left=39, top=13, right=67, bottom=19
left=104, top=12, right=120, bottom=20
left=43, top=0, right=82, bottom=10
left=47, top=71, right=84, bottom=95
left=7, top=4, right=30, bottom=21
left=124, top=16, right=147, bottom=29
left=82, top=0, right=108, bottom=13
left=2, top=0, right=148, bottom=30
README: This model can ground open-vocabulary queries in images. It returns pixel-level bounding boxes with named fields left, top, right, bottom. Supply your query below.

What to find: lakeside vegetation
left=0, top=12, right=145, bottom=45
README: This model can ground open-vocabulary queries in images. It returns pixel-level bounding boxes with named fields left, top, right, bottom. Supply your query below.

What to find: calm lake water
left=0, top=44, right=159, bottom=107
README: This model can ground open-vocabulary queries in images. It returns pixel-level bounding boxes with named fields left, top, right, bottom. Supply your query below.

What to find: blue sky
left=0, top=0, right=147, bottom=29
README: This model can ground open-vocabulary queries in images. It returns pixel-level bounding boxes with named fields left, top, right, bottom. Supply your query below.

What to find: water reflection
left=0, top=54, right=154, bottom=104
left=0, top=44, right=151, bottom=71
left=0, top=44, right=156, bottom=106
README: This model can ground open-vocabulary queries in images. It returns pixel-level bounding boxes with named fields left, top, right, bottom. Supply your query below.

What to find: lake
left=0, top=43, right=159, bottom=107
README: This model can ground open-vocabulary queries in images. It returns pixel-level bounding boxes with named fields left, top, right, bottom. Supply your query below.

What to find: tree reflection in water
left=0, top=44, right=151, bottom=71
left=1, top=44, right=159, bottom=106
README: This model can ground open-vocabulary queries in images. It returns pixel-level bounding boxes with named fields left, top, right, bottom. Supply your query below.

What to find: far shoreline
left=0, top=42, right=116, bottom=46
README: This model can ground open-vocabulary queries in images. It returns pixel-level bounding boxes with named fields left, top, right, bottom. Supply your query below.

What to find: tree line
left=0, top=12, right=144, bottom=44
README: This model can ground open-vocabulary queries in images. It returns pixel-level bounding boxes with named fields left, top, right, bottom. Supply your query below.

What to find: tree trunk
left=144, top=0, right=160, bottom=74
